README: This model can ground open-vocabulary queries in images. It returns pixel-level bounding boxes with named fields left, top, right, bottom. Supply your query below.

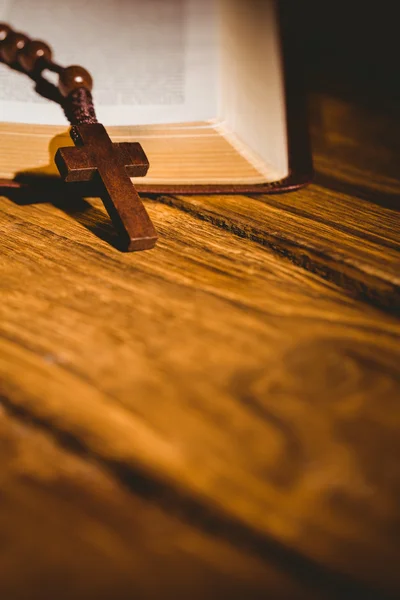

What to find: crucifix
left=0, top=24, right=158, bottom=251
left=55, top=123, right=158, bottom=251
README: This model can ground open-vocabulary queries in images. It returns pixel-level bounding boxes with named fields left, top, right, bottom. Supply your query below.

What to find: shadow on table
left=1, top=172, right=125, bottom=251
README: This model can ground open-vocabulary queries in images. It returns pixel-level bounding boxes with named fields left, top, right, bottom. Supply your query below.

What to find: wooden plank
left=159, top=187, right=399, bottom=313
left=0, top=407, right=313, bottom=600
left=310, top=94, right=400, bottom=197
left=0, top=193, right=399, bottom=597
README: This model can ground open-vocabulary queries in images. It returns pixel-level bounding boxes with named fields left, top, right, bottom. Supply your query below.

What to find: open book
left=0, top=0, right=312, bottom=193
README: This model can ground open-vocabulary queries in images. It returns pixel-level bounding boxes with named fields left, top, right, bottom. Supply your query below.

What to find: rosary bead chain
left=0, top=23, right=93, bottom=95
left=1, top=30, right=29, bottom=64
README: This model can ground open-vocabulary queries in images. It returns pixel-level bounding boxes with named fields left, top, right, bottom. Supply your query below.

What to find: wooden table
left=1, top=80, right=400, bottom=600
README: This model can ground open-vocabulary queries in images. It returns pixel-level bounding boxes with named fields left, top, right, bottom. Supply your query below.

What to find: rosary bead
left=18, top=40, right=52, bottom=72
left=0, top=22, right=11, bottom=44
left=0, top=31, right=29, bottom=64
left=58, top=65, right=93, bottom=97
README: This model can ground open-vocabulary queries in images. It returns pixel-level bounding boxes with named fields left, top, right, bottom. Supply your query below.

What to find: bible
left=0, top=0, right=312, bottom=194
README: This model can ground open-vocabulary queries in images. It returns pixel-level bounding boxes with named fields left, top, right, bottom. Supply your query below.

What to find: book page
left=0, top=0, right=218, bottom=125
left=219, top=0, right=288, bottom=178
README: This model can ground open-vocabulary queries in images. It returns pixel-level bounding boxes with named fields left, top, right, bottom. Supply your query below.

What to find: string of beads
left=0, top=23, right=97, bottom=125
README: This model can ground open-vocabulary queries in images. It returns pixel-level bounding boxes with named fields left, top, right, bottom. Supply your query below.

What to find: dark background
left=288, top=1, right=399, bottom=113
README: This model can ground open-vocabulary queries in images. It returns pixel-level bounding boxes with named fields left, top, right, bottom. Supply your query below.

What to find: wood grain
left=1, top=185, right=400, bottom=598
left=1, top=407, right=314, bottom=600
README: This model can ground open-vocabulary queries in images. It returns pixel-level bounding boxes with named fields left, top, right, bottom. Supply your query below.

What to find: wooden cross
left=55, top=123, right=157, bottom=251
